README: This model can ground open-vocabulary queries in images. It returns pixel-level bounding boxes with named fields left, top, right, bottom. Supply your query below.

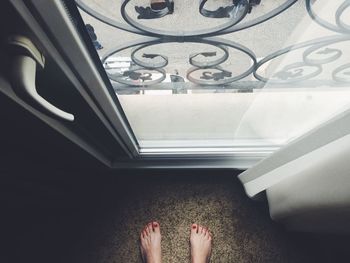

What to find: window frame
left=9, top=0, right=281, bottom=169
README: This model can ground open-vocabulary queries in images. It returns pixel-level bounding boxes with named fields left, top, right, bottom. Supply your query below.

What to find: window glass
left=77, top=0, right=350, bottom=152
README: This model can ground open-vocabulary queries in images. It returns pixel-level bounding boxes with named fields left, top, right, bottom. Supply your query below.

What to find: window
left=75, top=0, right=350, bottom=156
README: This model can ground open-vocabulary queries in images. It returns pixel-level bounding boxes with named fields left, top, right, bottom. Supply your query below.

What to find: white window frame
left=8, top=0, right=278, bottom=169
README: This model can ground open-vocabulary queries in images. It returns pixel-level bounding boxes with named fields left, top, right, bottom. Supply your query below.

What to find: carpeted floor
left=67, top=173, right=349, bottom=263
left=2, top=172, right=350, bottom=263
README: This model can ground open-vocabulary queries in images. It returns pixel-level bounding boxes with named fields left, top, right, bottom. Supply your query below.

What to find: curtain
left=238, top=108, right=350, bottom=198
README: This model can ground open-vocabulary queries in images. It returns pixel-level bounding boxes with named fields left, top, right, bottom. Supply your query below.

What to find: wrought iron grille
left=75, top=0, right=350, bottom=91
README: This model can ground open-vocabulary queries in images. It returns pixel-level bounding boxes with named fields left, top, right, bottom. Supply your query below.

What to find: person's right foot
left=190, top=224, right=212, bottom=263
left=140, top=222, right=162, bottom=263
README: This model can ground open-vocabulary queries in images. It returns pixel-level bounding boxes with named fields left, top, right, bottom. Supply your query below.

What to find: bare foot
left=140, top=221, right=162, bottom=263
left=190, top=224, right=212, bottom=263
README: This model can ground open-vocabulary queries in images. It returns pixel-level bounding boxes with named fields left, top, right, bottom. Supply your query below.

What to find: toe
left=147, top=222, right=153, bottom=233
left=198, top=225, right=204, bottom=234
left=203, top=227, right=208, bottom=237
left=153, top=221, right=160, bottom=234
left=191, top=223, right=198, bottom=234
left=142, top=230, right=147, bottom=239
left=141, top=225, right=148, bottom=238
left=144, top=224, right=150, bottom=235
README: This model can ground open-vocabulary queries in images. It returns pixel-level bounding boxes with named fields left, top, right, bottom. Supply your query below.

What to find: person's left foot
left=140, top=221, right=162, bottom=263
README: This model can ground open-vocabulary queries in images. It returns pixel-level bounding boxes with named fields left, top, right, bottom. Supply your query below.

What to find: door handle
left=8, top=35, right=74, bottom=121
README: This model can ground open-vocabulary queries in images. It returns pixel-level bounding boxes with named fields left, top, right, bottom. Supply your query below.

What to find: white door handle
left=8, top=35, right=74, bottom=122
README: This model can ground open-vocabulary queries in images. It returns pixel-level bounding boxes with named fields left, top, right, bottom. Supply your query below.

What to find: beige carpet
left=4, top=172, right=350, bottom=263
left=69, top=173, right=320, bottom=263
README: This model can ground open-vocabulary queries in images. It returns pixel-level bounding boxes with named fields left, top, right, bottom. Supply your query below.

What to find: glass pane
left=76, top=0, right=350, bottom=152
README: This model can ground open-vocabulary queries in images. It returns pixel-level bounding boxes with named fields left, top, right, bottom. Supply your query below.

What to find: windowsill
left=118, top=87, right=350, bottom=154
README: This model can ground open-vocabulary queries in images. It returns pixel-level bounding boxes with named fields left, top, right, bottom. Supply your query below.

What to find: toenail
left=153, top=222, right=158, bottom=227
left=192, top=225, right=196, bottom=229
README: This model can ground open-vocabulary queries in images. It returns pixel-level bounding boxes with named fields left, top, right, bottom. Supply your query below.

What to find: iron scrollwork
left=135, top=0, right=174, bottom=20
left=333, top=63, right=350, bottom=83
left=254, top=36, right=350, bottom=83
left=108, top=66, right=167, bottom=86
left=76, top=0, right=350, bottom=87
left=131, top=44, right=169, bottom=69
left=199, top=0, right=248, bottom=19
left=306, top=0, right=350, bottom=35
left=189, top=45, right=229, bottom=68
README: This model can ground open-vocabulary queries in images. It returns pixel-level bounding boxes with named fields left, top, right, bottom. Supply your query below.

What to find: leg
left=140, top=221, right=162, bottom=263
left=190, top=224, right=212, bottom=263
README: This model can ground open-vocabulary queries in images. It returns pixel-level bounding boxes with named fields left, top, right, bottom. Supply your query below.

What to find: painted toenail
left=192, top=225, right=196, bottom=229
left=153, top=222, right=158, bottom=227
